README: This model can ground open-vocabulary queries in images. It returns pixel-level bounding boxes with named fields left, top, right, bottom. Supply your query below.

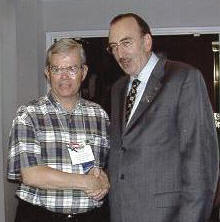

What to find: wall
left=16, top=0, right=44, bottom=103
left=0, top=0, right=18, bottom=222
left=0, top=1, right=5, bottom=221
left=41, top=0, right=220, bottom=32
left=0, top=1, right=44, bottom=222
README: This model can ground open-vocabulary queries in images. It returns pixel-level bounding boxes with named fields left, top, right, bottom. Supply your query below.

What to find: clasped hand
left=85, top=167, right=110, bottom=201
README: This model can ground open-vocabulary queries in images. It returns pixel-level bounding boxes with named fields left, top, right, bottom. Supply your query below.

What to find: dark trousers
left=15, top=199, right=110, bottom=222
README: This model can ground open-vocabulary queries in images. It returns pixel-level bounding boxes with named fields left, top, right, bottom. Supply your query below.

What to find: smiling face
left=45, top=49, right=88, bottom=106
left=109, top=16, right=152, bottom=76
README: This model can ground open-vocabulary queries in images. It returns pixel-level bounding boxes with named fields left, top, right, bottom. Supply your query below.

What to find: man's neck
left=52, top=92, right=79, bottom=112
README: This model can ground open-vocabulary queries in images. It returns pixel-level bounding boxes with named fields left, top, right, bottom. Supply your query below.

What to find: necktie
left=125, top=79, right=141, bottom=123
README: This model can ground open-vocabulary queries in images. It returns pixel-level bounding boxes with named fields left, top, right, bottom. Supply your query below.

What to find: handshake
left=84, top=167, right=110, bottom=201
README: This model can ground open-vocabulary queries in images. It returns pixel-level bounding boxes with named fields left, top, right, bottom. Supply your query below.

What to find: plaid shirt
left=8, top=92, right=110, bottom=214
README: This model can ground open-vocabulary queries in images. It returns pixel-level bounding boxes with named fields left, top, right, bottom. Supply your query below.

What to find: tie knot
left=132, top=79, right=141, bottom=88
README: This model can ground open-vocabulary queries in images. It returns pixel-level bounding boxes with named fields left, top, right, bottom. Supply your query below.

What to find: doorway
left=80, top=34, right=219, bottom=115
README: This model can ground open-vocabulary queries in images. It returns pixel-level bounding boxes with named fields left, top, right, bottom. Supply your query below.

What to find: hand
left=85, top=168, right=110, bottom=200
left=84, top=169, right=103, bottom=190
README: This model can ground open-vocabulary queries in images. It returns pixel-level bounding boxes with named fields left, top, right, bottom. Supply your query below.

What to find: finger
left=100, top=177, right=110, bottom=190
left=93, top=167, right=101, bottom=177
left=93, top=188, right=109, bottom=201
left=85, top=189, right=94, bottom=195
left=86, top=189, right=102, bottom=197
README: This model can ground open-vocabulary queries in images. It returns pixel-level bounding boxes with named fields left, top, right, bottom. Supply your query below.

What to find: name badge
left=67, top=141, right=95, bottom=165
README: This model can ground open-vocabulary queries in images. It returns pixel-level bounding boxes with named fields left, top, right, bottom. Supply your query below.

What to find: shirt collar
left=130, top=52, right=159, bottom=83
left=47, top=90, right=83, bottom=113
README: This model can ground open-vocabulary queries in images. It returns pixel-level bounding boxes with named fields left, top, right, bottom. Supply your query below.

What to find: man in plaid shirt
left=8, top=38, right=110, bottom=222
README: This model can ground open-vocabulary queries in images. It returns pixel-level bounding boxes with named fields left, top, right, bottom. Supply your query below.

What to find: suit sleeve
left=177, top=69, right=219, bottom=222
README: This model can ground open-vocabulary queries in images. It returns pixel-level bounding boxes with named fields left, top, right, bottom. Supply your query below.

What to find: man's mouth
left=119, top=58, right=131, bottom=68
left=59, top=81, right=71, bottom=88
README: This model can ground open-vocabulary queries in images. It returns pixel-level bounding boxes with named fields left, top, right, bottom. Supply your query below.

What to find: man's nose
left=116, top=45, right=126, bottom=59
left=60, top=70, right=70, bottom=78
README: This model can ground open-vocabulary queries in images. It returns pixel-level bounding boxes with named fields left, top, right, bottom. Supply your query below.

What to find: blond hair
left=46, top=38, right=86, bottom=67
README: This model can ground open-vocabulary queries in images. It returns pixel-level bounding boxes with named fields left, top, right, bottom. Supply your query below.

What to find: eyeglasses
left=49, top=65, right=83, bottom=76
left=106, top=38, right=134, bottom=54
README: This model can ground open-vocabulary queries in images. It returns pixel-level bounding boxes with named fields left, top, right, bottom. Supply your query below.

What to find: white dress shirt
left=127, top=52, right=159, bottom=124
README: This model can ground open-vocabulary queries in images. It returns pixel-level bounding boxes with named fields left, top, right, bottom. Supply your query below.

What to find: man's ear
left=81, top=65, right=88, bottom=81
left=143, top=33, right=152, bottom=52
left=44, top=67, right=50, bottom=80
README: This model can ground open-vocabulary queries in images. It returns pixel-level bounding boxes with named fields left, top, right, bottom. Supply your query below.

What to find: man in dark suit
left=107, top=13, right=219, bottom=222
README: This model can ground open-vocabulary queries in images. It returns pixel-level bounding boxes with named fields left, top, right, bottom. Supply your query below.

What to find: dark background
left=81, top=34, right=219, bottom=115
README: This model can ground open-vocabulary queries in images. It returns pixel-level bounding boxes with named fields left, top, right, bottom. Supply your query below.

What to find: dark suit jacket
left=108, top=57, right=219, bottom=222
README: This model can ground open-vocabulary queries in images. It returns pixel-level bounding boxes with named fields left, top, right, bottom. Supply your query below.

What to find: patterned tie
left=125, top=79, right=141, bottom=123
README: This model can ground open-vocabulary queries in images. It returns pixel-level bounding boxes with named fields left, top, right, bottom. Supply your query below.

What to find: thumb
left=93, top=167, right=101, bottom=177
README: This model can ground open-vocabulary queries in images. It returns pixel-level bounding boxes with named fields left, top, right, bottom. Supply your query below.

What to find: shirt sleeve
left=7, top=105, right=42, bottom=180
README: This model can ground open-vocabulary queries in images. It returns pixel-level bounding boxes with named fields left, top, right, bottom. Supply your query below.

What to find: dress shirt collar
left=130, top=52, right=159, bottom=83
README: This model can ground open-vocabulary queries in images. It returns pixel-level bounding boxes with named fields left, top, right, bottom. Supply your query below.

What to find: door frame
left=46, top=26, right=220, bottom=49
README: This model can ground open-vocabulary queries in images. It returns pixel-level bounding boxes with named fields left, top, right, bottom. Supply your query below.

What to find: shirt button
left=120, top=174, right=125, bottom=180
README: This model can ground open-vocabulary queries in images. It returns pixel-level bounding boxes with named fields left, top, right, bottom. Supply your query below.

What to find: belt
left=17, top=199, right=101, bottom=222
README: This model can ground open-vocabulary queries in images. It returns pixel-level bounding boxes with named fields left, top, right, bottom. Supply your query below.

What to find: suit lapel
left=115, top=76, right=129, bottom=135
left=124, top=58, right=167, bottom=135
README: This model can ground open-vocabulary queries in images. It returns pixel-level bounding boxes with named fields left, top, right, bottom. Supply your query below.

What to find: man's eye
left=111, top=45, right=117, bottom=49
left=122, top=41, right=132, bottom=47
left=69, top=67, right=77, bottom=73
left=70, top=67, right=76, bottom=71
left=52, top=67, right=58, bottom=72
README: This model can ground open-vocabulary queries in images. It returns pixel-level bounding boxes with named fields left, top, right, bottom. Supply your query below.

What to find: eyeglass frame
left=48, top=64, right=84, bottom=76
left=106, top=38, right=135, bottom=54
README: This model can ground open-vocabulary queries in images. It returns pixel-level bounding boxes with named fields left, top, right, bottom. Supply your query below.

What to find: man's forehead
left=109, top=17, right=140, bottom=42
left=51, top=50, right=79, bottom=59
left=50, top=51, right=81, bottom=65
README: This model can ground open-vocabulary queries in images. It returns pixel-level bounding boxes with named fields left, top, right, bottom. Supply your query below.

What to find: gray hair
left=46, top=38, right=86, bottom=67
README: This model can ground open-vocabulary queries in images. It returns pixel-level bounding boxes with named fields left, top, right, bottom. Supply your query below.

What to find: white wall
left=0, top=1, right=44, bottom=222
left=16, top=0, right=43, bottom=103
left=41, top=0, right=220, bottom=32
left=0, top=0, right=18, bottom=222
left=0, top=3, right=5, bottom=221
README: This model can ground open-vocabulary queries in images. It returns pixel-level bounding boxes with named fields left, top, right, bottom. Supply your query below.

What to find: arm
left=8, top=106, right=107, bottom=194
left=21, top=165, right=104, bottom=192
left=177, top=69, right=219, bottom=221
